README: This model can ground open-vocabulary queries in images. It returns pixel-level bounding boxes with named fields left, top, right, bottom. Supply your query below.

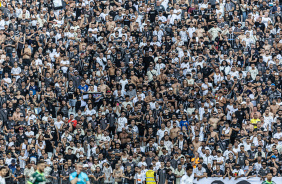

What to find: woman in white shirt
left=209, top=67, right=223, bottom=86
left=222, top=122, right=232, bottom=140
left=261, top=12, right=272, bottom=27
left=219, top=60, right=231, bottom=76
left=119, top=74, right=128, bottom=91
left=11, top=62, right=21, bottom=80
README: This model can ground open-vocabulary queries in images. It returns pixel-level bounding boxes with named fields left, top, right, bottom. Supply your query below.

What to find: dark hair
left=186, top=165, right=193, bottom=171
left=37, top=161, right=45, bottom=165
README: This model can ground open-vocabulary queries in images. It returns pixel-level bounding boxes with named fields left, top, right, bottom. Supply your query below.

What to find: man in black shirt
left=237, top=145, right=249, bottom=167
left=109, top=152, right=118, bottom=169
left=235, top=105, right=245, bottom=126
left=64, top=148, right=77, bottom=164
left=211, top=165, right=224, bottom=177
left=149, top=4, right=158, bottom=22
left=246, top=165, right=256, bottom=179
left=4, top=35, right=15, bottom=58
left=230, top=118, right=241, bottom=144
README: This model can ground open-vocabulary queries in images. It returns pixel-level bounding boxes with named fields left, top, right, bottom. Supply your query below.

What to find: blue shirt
left=9, top=164, right=16, bottom=174
left=69, top=171, right=89, bottom=184
left=29, top=85, right=38, bottom=95
left=78, top=85, right=88, bottom=93
left=179, top=120, right=189, bottom=130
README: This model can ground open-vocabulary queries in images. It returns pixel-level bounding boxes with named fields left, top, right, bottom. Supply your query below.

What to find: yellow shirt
left=191, top=157, right=199, bottom=168
left=250, top=118, right=260, bottom=129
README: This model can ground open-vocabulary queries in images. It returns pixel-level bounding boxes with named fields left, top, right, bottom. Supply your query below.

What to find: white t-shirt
left=19, top=155, right=27, bottom=168
left=54, top=120, right=64, bottom=129
left=35, top=59, right=43, bottom=67
left=60, top=60, right=70, bottom=73
left=201, top=83, right=212, bottom=96
left=11, top=67, right=21, bottom=80
left=5, top=157, right=13, bottom=165
left=117, top=117, right=127, bottom=132
left=156, top=129, right=167, bottom=143
left=0, top=176, right=5, bottom=184
left=134, top=173, right=145, bottom=184
left=180, top=172, right=194, bottom=184
left=263, top=115, right=273, bottom=131
left=232, top=169, right=244, bottom=176
left=25, top=131, right=34, bottom=144
left=119, top=79, right=128, bottom=91
left=0, top=20, right=5, bottom=30
left=85, top=108, right=96, bottom=121
left=3, top=77, right=11, bottom=85
left=274, top=132, right=282, bottom=145
left=195, top=167, right=206, bottom=176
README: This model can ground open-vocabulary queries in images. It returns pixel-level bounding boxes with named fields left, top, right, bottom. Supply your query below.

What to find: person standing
left=261, top=172, right=276, bottom=184
left=27, top=161, right=46, bottom=184
left=69, top=163, right=90, bottom=184
left=157, top=162, right=166, bottom=184
left=145, top=165, right=156, bottom=184
left=0, top=167, right=7, bottom=184
left=180, top=166, right=194, bottom=184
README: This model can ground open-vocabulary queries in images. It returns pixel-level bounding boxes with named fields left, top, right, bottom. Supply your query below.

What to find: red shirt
left=68, top=119, right=77, bottom=128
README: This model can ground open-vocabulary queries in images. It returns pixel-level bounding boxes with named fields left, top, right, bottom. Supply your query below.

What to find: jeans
left=242, top=11, right=246, bottom=22
left=69, top=99, right=77, bottom=107
left=6, top=52, right=12, bottom=58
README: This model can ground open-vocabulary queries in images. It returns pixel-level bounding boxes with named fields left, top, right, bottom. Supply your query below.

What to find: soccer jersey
left=27, top=170, right=46, bottom=184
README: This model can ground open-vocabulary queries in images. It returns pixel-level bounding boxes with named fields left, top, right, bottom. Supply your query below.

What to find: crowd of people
left=0, top=0, right=281, bottom=183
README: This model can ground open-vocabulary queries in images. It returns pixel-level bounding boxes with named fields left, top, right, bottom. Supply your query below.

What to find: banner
left=193, top=177, right=282, bottom=184
left=53, top=0, right=63, bottom=10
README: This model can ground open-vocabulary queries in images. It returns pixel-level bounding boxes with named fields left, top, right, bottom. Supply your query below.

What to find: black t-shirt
left=149, top=10, right=158, bottom=22
left=235, top=110, right=245, bottom=125
left=255, top=22, right=265, bottom=32
left=226, top=158, right=235, bottom=165
left=268, top=160, right=280, bottom=168
left=238, top=151, right=248, bottom=166
left=64, top=153, right=77, bottom=164
left=124, top=170, right=134, bottom=184
left=109, top=158, right=118, bottom=169
left=246, top=169, right=256, bottom=176
left=4, top=39, right=15, bottom=53
left=166, top=174, right=175, bottom=184
left=123, top=15, right=131, bottom=27
left=212, top=170, right=224, bottom=176
left=16, top=133, right=27, bottom=145
left=31, top=40, right=39, bottom=52
left=230, top=123, right=241, bottom=137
